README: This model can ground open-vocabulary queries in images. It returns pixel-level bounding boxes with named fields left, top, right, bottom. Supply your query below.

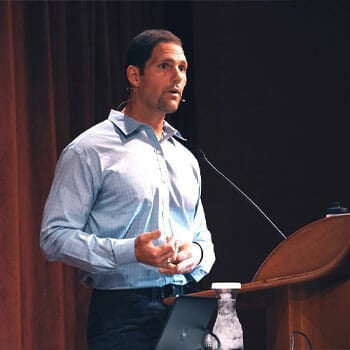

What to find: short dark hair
left=126, top=29, right=183, bottom=74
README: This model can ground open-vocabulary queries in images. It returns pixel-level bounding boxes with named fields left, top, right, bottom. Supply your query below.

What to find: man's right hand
left=134, top=230, right=178, bottom=268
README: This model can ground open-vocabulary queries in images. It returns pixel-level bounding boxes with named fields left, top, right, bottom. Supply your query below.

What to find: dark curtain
left=0, top=1, right=194, bottom=348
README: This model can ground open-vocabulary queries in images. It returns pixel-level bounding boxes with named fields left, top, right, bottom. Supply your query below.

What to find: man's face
left=137, top=42, right=188, bottom=114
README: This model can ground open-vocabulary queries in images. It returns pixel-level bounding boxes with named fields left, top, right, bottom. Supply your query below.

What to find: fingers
left=135, top=231, right=179, bottom=267
left=135, top=232, right=199, bottom=273
left=142, top=230, right=162, bottom=242
left=158, top=241, right=200, bottom=275
left=158, top=257, right=196, bottom=275
left=165, top=236, right=180, bottom=263
left=134, top=230, right=162, bottom=265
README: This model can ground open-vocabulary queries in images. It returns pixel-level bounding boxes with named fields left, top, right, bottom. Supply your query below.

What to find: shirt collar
left=108, top=109, right=186, bottom=141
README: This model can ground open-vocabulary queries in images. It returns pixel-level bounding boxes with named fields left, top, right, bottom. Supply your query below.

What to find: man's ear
left=126, top=65, right=141, bottom=88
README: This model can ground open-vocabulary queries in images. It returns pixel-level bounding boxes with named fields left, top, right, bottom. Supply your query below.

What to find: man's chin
left=160, top=101, right=180, bottom=115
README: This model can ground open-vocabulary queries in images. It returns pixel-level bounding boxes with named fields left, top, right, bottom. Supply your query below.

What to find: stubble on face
left=156, top=93, right=180, bottom=114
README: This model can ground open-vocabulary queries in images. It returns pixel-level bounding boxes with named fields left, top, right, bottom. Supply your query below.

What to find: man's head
left=125, top=29, right=187, bottom=116
left=126, top=29, right=183, bottom=75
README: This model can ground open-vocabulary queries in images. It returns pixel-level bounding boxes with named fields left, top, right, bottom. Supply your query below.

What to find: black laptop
left=155, top=295, right=218, bottom=350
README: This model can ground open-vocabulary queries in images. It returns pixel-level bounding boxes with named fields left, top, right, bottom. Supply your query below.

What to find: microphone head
left=193, top=148, right=207, bottom=162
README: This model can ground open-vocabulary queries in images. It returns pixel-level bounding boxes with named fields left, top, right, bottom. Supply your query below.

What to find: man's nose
left=172, top=68, right=186, bottom=84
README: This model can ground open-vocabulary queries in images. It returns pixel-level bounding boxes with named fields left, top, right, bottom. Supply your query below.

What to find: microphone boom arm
left=197, top=149, right=287, bottom=240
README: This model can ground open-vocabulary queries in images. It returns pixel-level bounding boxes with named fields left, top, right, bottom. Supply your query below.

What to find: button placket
left=154, top=146, right=171, bottom=240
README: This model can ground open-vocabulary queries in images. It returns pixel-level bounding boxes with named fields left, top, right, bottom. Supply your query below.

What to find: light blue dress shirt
left=40, top=110, right=215, bottom=289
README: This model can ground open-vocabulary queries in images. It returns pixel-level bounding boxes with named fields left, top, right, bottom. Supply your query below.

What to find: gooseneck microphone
left=195, top=149, right=287, bottom=240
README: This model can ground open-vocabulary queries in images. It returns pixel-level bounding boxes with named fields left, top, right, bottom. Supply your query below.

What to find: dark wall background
left=187, top=1, right=350, bottom=288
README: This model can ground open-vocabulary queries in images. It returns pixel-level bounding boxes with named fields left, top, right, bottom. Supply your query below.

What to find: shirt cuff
left=188, top=266, right=209, bottom=282
left=111, top=237, right=138, bottom=265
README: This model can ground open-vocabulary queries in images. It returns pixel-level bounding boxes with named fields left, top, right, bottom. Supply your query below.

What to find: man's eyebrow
left=160, top=57, right=188, bottom=66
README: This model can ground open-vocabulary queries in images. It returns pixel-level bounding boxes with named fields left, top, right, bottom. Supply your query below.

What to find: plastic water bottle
left=203, top=282, right=244, bottom=350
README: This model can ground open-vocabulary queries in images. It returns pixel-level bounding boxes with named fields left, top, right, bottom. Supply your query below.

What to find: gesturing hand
left=134, top=230, right=178, bottom=268
left=158, top=241, right=202, bottom=275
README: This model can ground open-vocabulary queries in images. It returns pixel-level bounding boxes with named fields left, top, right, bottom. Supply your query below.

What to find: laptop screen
left=156, top=296, right=218, bottom=350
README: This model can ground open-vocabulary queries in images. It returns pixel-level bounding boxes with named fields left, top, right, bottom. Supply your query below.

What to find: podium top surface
left=251, top=214, right=350, bottom=287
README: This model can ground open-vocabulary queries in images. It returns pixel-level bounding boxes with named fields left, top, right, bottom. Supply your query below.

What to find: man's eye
left=159, top=63, right=170, bottom=69
left=179, top=65, right=187, bottom=72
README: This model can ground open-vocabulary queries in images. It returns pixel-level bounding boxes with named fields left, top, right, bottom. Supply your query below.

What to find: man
left=40, top=29, right=215, bottom=350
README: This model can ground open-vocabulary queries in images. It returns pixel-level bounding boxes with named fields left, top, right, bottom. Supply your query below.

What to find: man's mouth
left=167, top=88, right=181, bottom=98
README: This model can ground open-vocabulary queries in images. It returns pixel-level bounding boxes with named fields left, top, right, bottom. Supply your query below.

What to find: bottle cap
left=211, top=282, right=241, bottom=290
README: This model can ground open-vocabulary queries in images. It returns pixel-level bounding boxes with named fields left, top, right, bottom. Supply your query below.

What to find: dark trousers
left=87, top=285, right=183, bottom=350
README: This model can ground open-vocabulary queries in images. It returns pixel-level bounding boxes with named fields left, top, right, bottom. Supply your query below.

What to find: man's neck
left=122, top=102, right=165, bottom=140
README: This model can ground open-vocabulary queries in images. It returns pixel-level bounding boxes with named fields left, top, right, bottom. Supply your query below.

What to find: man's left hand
left=158, top=241, right=202, bottom=275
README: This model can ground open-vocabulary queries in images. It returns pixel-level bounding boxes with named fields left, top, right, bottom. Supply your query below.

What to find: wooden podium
left=190, top=214, right=350, bottom=349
